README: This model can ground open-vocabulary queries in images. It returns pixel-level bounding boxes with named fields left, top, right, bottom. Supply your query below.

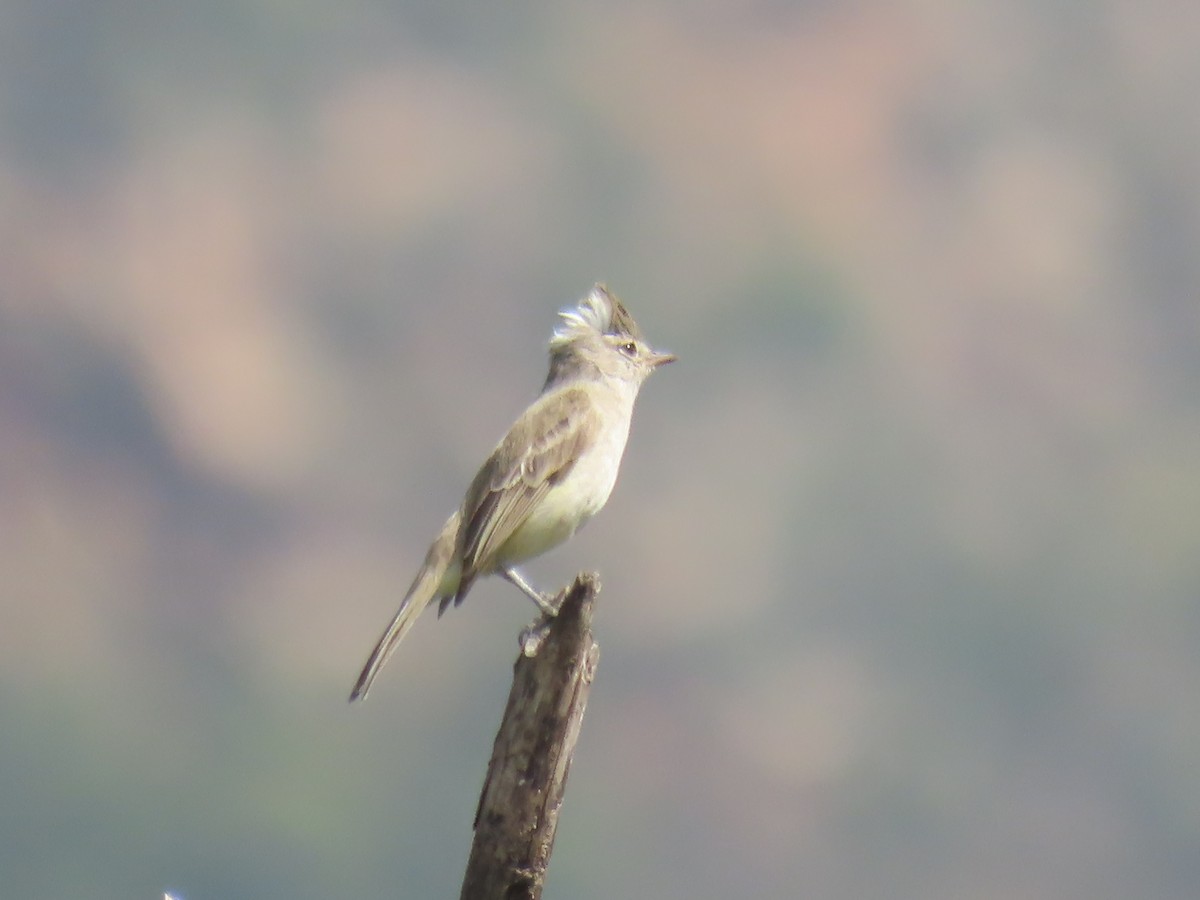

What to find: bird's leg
left=501, top=567, right=560, bottom=616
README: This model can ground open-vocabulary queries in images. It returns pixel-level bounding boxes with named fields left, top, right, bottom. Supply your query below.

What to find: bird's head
left=546, top=284, right=675, bottom=388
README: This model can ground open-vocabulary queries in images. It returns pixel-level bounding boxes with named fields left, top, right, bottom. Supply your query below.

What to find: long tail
left=349, top=511, right=460, bottom=702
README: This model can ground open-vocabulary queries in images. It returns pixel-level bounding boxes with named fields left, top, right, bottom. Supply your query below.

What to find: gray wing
left=453, top=385, right=599, bottom=603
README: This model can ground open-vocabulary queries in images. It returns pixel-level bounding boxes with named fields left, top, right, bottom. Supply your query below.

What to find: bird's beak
left=650, top=350, right=677, bottom=368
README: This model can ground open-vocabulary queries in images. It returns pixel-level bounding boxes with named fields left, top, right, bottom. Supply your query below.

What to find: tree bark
left=459, top=573, right=601, bottom=900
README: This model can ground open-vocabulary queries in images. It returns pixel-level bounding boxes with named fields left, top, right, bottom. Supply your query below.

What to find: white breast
left=497, top=381, right=636, bottom=565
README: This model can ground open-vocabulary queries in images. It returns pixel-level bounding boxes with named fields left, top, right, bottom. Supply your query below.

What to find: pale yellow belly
left=494, top=487, right=594, bottom=566
left=493, top=436, right=624, bottom=566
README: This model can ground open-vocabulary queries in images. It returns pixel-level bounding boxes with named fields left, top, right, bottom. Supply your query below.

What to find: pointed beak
left=650, top=350, right=677, bottom=368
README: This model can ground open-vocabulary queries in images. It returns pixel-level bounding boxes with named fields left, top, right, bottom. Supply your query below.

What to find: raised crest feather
left=550, top=284, right=643, bottom=350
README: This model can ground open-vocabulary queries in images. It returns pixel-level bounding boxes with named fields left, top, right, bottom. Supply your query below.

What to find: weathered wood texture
left=459, top=573, right=601, bottom=900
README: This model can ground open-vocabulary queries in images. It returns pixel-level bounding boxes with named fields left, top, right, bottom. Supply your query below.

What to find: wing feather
left=454, top=386, right=599, bottom=600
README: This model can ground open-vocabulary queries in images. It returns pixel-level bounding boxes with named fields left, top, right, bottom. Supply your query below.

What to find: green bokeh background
left=3, top=3, right=1199, bottom=898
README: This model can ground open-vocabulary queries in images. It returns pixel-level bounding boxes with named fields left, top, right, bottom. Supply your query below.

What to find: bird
left=349, top=284, right=674, bottom=701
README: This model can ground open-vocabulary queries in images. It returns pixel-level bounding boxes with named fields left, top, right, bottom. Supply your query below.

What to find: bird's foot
left=519, top=617, right=555, bottom=657
left=502, top=567, right=562, bottom=617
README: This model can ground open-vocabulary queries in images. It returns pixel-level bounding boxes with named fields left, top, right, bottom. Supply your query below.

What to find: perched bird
left=349, top=285, right=674, bottom=701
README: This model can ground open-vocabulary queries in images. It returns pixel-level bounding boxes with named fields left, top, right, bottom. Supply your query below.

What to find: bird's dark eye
left=619, top=341, right=638, bottom=356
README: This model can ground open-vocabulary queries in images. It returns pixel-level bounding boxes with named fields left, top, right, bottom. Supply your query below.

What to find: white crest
left=549, top=285, right=614, bottom=350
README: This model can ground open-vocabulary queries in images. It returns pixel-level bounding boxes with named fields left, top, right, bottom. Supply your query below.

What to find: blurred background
left=3, top=2, right=1199, bottom=898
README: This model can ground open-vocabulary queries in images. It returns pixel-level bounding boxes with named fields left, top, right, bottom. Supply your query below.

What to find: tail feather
left=349, top=511, right=460, bottom=702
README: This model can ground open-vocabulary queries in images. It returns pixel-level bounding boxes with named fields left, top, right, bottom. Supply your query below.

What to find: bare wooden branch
left=459, top=573, right=601, bottom=900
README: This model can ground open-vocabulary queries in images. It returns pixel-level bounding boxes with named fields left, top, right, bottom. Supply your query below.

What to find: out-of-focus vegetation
left=2, top=3, right=1198, bottom=898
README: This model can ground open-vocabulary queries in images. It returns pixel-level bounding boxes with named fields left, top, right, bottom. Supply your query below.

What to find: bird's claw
left=519, top=618, right=554, bottom=657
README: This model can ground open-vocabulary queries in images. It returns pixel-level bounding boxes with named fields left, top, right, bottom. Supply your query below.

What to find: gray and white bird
left=349, top=285, right=674, bottom=701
